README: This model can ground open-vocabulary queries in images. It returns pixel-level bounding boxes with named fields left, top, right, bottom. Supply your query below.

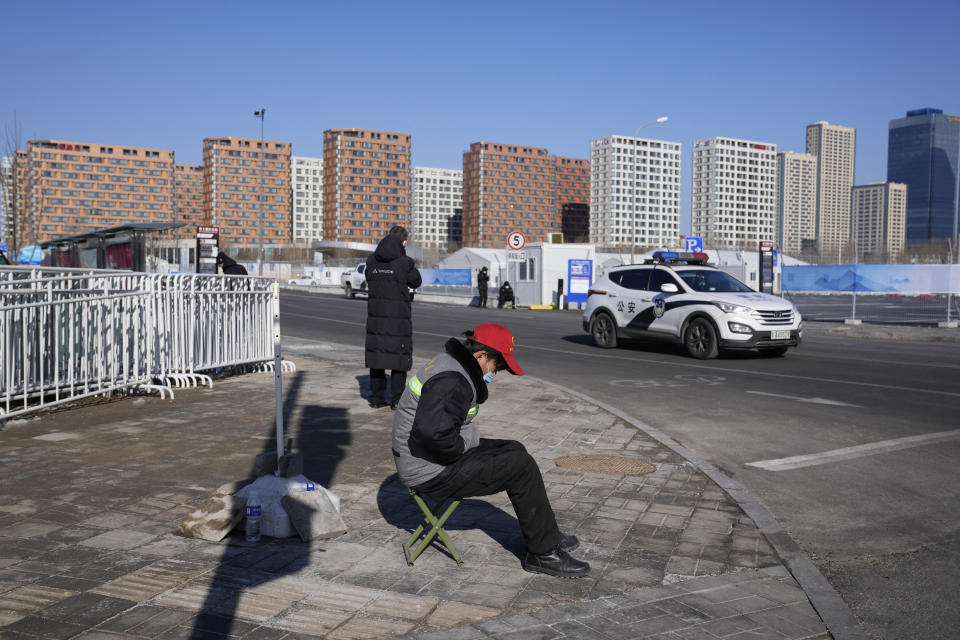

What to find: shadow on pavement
left=188, top=370, right=351, bottom=639
left=375, top=474, right=526, bottom=563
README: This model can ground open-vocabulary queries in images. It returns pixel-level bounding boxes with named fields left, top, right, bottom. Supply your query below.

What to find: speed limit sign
left=507, top=231, right=526, bottom=250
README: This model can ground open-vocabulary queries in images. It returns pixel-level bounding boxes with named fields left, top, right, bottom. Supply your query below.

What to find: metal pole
left=272, top=282, right=284, bottom=473
left=255, top=108, right=266, bottom=277
left=630, top=117, right=668, bottom=265
left=851, top=237, right=857, bottom=322
left=948, top=238, right=954, bottom=325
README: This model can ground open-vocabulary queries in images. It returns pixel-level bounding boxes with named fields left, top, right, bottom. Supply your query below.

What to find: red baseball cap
left=472, top=323, right=524, bottom=375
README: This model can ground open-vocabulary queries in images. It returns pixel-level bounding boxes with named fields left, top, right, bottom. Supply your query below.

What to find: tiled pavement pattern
left=0, top=339, right=830, bottom=639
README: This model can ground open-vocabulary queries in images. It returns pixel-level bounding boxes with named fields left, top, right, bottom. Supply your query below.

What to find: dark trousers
left=414, top=439, right=561, bottom=555
left=478, top=287, right=488, bottom=307
left=370, top=369, right=406, bottom=405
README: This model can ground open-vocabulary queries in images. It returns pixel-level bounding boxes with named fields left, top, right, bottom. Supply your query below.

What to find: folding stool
left=402, top=489, right=463, bottom=566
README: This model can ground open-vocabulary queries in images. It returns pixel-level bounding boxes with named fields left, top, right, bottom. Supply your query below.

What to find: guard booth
left=506, top=240, right=596, bottom=308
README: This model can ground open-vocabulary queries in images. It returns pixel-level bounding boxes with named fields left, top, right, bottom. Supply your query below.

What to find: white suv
left=582, top=252, right=801, bottom=359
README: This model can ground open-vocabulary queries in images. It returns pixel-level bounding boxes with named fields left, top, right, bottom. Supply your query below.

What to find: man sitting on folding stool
left=391, top=323, right=590, bottom=578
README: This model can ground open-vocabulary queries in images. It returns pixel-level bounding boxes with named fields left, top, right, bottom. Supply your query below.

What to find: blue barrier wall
left=782, top=264, right=960, bottom=294
left=418, top=268, right=471, bottom=286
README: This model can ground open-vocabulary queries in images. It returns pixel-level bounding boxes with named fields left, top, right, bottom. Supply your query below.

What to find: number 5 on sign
left=507, top=231, right=526, bottom=250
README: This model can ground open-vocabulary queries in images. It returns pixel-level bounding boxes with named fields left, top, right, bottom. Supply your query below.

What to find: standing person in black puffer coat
left=365, top=226, right=422, bottom=409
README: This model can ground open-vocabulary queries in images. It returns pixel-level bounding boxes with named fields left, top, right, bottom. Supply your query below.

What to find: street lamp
left=254, top=108, right=266, bottom=276
left=630, top=116, right=669, bottom=264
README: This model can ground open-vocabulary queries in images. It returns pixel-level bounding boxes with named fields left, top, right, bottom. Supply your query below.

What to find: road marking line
left=745, top=390, right=862, bottom=407
left=745, top=429, right=960, bottom=471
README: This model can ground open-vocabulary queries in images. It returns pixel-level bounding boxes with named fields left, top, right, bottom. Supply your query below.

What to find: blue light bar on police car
left=651, top=251, right=708, bottom=264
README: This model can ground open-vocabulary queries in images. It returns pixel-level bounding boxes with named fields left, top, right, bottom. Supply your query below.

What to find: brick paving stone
left=271, top=606, right=352, bottom=636
left=364, top=592, right=439, bottom=621
left=33, top=593, right=135, bottom=627
left=2, top=614, right=88, bottom=639
left=424, top=601, right=500, bottom=628
left=0, top=585, right=77, bottom=626
left=326, top=614, right=415, bottom=640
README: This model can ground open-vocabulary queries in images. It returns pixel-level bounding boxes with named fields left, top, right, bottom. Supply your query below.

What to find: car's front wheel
left=590, top=312, right=618, bottom=349
left=345, top=283, right=355, bottom=299
left=684, top=318, right=719, bottom=359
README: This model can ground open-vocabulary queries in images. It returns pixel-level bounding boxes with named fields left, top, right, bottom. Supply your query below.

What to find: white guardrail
left=0, top=266, right=294, bottom=421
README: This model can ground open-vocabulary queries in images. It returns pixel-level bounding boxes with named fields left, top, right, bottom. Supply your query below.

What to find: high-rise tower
left=887, top=108, right=960, bottom=243
left=806, top=121, right=856, bottom=260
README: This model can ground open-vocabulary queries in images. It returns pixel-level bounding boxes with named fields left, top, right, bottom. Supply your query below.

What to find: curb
left=542, top=379, right=870, bottom=640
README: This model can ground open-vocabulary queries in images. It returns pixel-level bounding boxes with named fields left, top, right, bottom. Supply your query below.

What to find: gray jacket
left=391, top=339, right=486, bottom=488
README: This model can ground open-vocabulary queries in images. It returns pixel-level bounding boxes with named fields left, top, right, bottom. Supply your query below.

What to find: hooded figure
left=364, top=226, right=422, bottom=408
left=217, top=252, right=248, bottom=276
left=477, top=267, right=489, bottom=307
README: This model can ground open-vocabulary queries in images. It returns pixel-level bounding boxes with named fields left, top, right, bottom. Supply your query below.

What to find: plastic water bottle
left=245, top=493, right=262, bottom=543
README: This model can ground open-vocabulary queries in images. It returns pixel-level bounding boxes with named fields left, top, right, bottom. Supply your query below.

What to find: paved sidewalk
left=0, top=338, right=835, bottom=640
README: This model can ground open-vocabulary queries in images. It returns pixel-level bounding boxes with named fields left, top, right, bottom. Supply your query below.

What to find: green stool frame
left=402, top=489, right=464, bottom=566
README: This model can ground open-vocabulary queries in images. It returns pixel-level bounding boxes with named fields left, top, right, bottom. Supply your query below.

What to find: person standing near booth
left=477, top=267, right=489, bottom=308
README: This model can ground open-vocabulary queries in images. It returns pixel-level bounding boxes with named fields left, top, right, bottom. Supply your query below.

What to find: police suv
left=582, top=251, right=801, bottom=359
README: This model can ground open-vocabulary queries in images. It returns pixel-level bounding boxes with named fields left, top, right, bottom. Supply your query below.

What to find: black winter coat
left=365, top=234, right=422, bottom=371
left=477, top=269, right=489, bottom=290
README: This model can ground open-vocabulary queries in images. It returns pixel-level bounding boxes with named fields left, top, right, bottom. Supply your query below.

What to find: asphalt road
left=279, top=291, right=960, bottom=640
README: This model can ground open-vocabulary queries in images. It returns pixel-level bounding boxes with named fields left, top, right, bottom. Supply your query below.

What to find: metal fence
left=0, top=266, right=292, bottom=420
left=781, top=263, right=960, bottom=326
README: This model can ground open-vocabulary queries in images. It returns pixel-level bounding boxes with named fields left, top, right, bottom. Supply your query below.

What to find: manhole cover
left=555, top=455, right=657, bottom=476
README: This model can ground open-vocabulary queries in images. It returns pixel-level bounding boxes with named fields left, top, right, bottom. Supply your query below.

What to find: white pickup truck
left=342, top=264, right=367, bottom=299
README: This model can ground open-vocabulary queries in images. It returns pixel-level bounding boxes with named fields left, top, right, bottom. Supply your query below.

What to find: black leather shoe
left=523, top=548, right=590, bottom=578
left=560, top=533, right=579, bottom=552
left=368, top=400, right=389, bottom=409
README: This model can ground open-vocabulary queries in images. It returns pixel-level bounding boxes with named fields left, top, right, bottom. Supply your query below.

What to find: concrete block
left=177, top=481, right=251, bottom=542
left=281, top=490, right=347, bottom=542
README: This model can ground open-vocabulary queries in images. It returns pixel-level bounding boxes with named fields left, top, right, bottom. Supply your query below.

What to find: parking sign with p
left=685, top=236, right=703, bottom=253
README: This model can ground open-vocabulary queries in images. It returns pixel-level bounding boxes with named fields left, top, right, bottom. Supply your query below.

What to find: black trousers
left=414, top=439, right=561, bottom=555
left=370, top=369, right=406, bottom=404
left=478, top=287, right=488, bottom=307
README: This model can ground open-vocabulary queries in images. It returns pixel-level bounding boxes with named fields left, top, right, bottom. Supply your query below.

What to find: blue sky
left=3, top=0, right=959, bottom=234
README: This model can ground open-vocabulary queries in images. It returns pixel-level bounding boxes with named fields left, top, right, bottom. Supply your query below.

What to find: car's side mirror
left=660, top=283, right=679, bottom=293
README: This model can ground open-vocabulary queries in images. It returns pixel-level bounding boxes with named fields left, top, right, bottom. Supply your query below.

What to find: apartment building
left=174, top=164, right=205, bottom=230
left=462, top=141, right=559, bottom=248
left=321, top=128, right=411, bottom=243
left=851, top=182, right=907, bottom=258
left=554, top=156, right=590, bottom=242
left=776, top=151, right=817, bottom=255
left=691, top=137, right=777, bottom=250
left=13, top=140, right=176, bottom=244
left=806, top=121, right=856, bottom=259
left=410, top=166, right=462, bottom=248
left=291, top=156, right=323, bottom=243
left=202, top=137, right=291, bottom=244
left=590, top=135, right=681, bottom=250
